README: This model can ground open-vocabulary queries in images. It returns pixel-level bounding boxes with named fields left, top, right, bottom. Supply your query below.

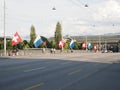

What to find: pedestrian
left=42, top=48, right=45, bottom=53
left=50, top=48, right=53, bottom=53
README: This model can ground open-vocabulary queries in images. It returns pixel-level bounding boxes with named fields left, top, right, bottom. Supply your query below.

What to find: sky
left=0, top=0, right=120, bottom=39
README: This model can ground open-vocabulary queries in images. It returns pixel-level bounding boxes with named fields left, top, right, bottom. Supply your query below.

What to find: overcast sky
left=0, top=0, right=120, bottom=39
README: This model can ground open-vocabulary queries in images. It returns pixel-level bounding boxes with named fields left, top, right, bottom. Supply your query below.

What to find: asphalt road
left=0, top=53, right=120, bottom=90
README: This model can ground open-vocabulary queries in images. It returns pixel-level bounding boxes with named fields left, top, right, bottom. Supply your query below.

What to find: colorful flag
left=88, top=43, right=92, bottom=50
left=61, top=39, right=66, bottom=46
left=12, top=32, right=22, bottom=46
left=94, top=44, right=98, bottom=50
left=34, top=35, right=43, bottom=48
left=58, top=41, right=63, bottom=49
left=43, top=41, right=46, bottom=46
left=82, top=42, right=86, bottom=49
left=58, top=39, right=66, bottom=49
left=69, top=40, right=75, bottom=49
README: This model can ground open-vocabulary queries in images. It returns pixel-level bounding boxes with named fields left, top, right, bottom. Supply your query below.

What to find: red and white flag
left=58, top=41, right=64, bottom=49
left=12, top=32, right=22, bottom=46
left=82, top=42, right=86, bottom=49
left=58, top=39, right=66, bottom=49
left=94, top=44, right=98, bottom=50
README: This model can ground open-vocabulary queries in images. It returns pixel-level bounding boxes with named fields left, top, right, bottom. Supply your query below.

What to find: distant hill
left=104, top=32, right=120, bottom=35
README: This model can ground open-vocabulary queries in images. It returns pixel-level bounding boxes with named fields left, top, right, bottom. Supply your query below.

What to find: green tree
left=78, top=42, right=82, bottom=50
left=23, top=40, right=28, bottom=45
left=6, top=40, right=13, bottom=50
left=0, top=41, right=3, bottom=50
left=55, top=22, right=62, bottom=45
left=73, top=42, right=79, bottom=50
left=17, top=42, right=24, bottom=49
left=23, top=40, right=30, bottom=48
left=30, top=25, right=36, bottom=48
left=41, top=36, right=51, bottom=48
left=50, top=40, right=57, bottom=48
left=64, top=42, right=69, bottom=50
left=118, top=40, right=120, bottom=52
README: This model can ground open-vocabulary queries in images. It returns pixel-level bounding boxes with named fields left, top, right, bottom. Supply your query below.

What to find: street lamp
left=99, top=35, right=101, bottom=51
left=86, top=33, right=87, bottom=51
left=84, top=4, right=88, bottom=51
left=84, top=4, right=88, bottom=7
left=83, top=31, right=87, bottom=51
left=52, top=7, right=56, bottom=10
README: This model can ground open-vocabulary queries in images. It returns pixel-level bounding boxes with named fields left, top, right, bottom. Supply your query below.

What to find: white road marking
left=61, top=62, right=72, bottom=65
left=24, top=67, right=46, bottom=72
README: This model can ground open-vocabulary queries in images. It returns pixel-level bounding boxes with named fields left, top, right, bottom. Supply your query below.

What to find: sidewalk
left=1, top=53, right=120, bottom=63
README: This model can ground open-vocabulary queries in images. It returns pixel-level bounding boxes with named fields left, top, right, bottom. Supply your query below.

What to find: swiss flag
left=58, top=39, right=66, bottom=49
left=82, top=42, right=86, bottom=49
left=12, top=32, right=22, bottom=46
left=94, top=44, right=98, bottom=50
left=58, top=41, right=63, bottom=49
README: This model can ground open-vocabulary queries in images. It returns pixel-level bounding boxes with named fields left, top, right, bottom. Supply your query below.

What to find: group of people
left=50, top=48, right=56, bottom=53
left=8, top=49, right=19, bottom=56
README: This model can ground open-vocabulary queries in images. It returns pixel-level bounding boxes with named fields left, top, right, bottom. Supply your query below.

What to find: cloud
left=0, top=0, right=120, bottom=38
left=93, top=0, right=120, bottom=22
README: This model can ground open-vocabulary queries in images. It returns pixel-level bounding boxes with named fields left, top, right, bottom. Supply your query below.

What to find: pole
left=4, top=0, right=6, bottom=56
left=105, top=40, right=107, bottom=50
left=99, top=35, right=101, bottom=51
left=86, top=34, right=87, bottom=51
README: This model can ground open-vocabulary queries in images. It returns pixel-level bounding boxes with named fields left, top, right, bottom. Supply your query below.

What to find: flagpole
left=99, top=35, right=101, bottom=51
left=85, top=32, right=87, bottom=52
left=4, top=0, right=6, bottom=56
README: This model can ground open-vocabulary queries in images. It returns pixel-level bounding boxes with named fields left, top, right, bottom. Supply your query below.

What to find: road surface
left=0, top=53, right=120, bottom=90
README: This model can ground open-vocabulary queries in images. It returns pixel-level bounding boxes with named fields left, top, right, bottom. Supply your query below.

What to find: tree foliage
left=55, top=22, right=62, bottom=45
left=23, top=40, right=30, bottom=48
left=6, top=40, right=13, bottom=50
left=73, top=42, right=79, bottom=50
left=41, top=36, right=51, bottom=48
left=0, top=41, right=3, bottom=50
left=118, top=40, right=120, bottom=50
left=64, top=42, right=69, bottom=50
left=50, top=40, right=57, bottom=48
left=17, top=42, right=24, bottom=49
left=30, top=25, right=36, bottom=47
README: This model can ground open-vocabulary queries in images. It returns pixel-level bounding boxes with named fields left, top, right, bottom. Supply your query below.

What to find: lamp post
left=84, top=4, right=88, bottom=51
left=4, top=0, right=6, bottom=56
left=83, top=31, right=87, bottom=51
left=86, top=34, right=87, bottom=51
left=99, top=35, right=101, bottom=51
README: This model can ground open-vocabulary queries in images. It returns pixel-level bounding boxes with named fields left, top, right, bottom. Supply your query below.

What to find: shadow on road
left=0, top=57, right=120, bottom=90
